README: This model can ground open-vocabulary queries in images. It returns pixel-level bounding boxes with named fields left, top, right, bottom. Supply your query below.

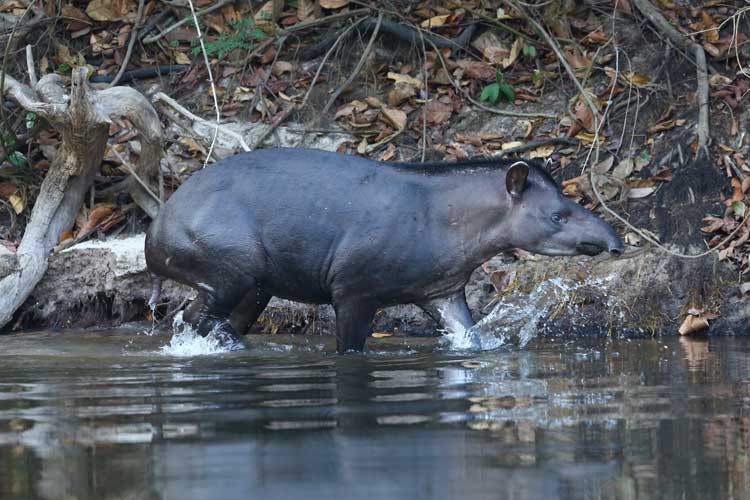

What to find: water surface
left=0, top=330, right=749, bottom=500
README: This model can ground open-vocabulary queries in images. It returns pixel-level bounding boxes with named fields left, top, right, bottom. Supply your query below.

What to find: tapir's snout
left=575, top=217, right=624, bottom=257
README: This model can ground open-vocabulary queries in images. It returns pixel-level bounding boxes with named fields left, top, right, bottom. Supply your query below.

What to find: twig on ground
left=252, top=104, right=296, bottom=149
left=90, top=65, right=189, bottom=84
left=25, top=45, right=36, bottom=87
left=142, top=0, right=233, bottom=44
left=496, top=137, right=579, bottom=158
left=186, top=0, right=220, bottom=166
left=152, top=92, right=251, bottom=151
left=111, top=148, right=162, bottom=205
left=110, top=0, right=146, bottom=87
left=321, top=11, right=383, bottom=116
left=156, top=297, right=189, bottom=328
left=300, top=19, right=366, bottom=110
left=631, top=0, right=710, bottom=154
left=250, top=8, right=372, bottom=61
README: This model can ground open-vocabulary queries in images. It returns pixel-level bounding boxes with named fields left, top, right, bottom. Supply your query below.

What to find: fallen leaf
left=371, top=332, right=393, bottom=338
left=297, top=0, right=317, bottom=21
left=86, top=0, right=135, bottom=22
left=0, top=182, right=17, bottom=199
left=501, top=38, right=522, bottom=69
left=388, top=82, right=416, bottom=106
left=386, top=72, right=422, bottom=88
left=501, top=141, right=524, bottom=150
left=77, top=206, right=115, bottom=236
left=592, top=156, right=614, bottom=174
left=421, top=14, right=450, bottom=28
left=173, top=51, right=191, bottom=65
left=678, top=314, right=710, bottom=335
left=272, top=61, right=294, bottom=76
left=529, top=144, right=554, bottom=158
left=320, top=0, right=348, bottom=8
left=627, top=186, right=657, bottom=199
left=8, top=193, right=24, bottom=214
left=490, top=270, right=512, bottom=293
left=456, top=60, right=495, bottom=81
left=335, top=100, right=368, bottom=119
left=380, top=107, right=407, bottom=130
left=612, top=158, right=634, bottom=179
left=424, top=100, right=452, bottom=125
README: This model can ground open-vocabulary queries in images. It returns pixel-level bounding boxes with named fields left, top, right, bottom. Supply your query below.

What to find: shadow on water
left=0, top=329, right=749, bottom=500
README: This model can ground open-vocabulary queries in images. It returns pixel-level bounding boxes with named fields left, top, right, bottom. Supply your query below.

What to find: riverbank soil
left=1, top=1, right=748, bottom=337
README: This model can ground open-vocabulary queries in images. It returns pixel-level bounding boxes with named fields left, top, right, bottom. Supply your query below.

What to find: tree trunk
left=0, top=66, right=163, bottom=330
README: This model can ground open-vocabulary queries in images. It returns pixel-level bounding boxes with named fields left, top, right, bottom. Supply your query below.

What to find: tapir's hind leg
left=333, top=299, right=378, bottom=354
left=417, top=290, right=475, bottom=332
left=230, top=289, right=272, bottom=336
left=190, top=284, right=256, bottom=350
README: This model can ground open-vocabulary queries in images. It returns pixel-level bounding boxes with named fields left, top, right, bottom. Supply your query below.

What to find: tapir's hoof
left=213, top=331, right=250, bottom=351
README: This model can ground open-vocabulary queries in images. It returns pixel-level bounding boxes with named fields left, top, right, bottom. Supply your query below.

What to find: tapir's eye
left=551, top=213, right=563, bottom=224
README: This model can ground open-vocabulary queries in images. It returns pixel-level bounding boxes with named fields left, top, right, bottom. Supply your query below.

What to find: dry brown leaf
left=592, top=156, right=614, bottom=174
left=612, top=158, right=634, bottom=179
left=529, top=144, right=554, bottom=158
left=371, top=332, right=393, bottom=338
left=77, top=206, right=115, bottom=236
left=381, top=107, right=407, bottom=130
left=297, top=0, right=317, bottom=21
left=627, top=186, right=656, bottom=199
left=320, top=0, right=348, bottom=8
left=501, top=38, right=522, bottom=69
left=424, top=100, right=452, bottom=125
left=421, top=14, right=450, bottom=28
left=8, top=194, right=24, bottom=214
left=272, top=61, right=294, bottom=75
left=386, top=72, right=422, bottom=88
left=501, top=141, right=524, bottom=150
left=678, top=314, right=709, bottom=335
left=335, top=100, right=368, bottom=119
left=490, top=270, right=512, bottom=294
left=0, top=182, right=17, bottom=199
left=86, top=0, right=136, bottom=22
left=388, top=82, right=416, bottom=106
left=456, top=60, right=495, bottom=81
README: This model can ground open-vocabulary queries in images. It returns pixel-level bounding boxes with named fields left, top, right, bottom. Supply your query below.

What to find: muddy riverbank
left=8, top=232, right=746, bottom=338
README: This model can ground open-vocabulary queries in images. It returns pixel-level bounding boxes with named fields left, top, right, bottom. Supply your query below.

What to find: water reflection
left=0, top=331, right=748, bottom=499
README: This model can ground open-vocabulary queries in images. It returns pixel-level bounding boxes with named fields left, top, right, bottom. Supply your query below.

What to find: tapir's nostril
left=609, top=246, right=623, bottom=256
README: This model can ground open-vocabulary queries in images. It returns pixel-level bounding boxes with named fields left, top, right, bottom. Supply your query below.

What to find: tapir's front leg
left=418, top=290, right=475, bottom=332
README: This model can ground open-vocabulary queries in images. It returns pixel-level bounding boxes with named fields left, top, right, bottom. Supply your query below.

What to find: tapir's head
left=502, top=160, right=624, bottom=257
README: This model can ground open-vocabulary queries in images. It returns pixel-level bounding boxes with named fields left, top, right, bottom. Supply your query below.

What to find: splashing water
left=441, top=275, right=619, bottom=352
left=157, top=312, right=236, bottom=357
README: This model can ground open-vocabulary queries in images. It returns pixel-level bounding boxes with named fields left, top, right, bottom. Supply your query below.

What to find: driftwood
left=0, top=66, right=162, bottom=330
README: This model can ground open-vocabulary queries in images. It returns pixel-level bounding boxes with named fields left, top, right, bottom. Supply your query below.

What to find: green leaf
left=169, top=40, right=180, bottom=48
left=480, top=83, right=501, bottom=104
left=25, top=112, right=36, bottom=130
left=733, top=201, right=746, bottom=218
left=495, top=71, right=504, bottom=83
left=7, top=151, right=26, bottom=167
left=249, top=27, right=267, bottom=40
left=532, top=69, right=542, bottom=85
left=56, top=63, right=71, bottom=74
left=522, top=45, right=537, bottom=59
left=498, top=82, right=515, bottom=102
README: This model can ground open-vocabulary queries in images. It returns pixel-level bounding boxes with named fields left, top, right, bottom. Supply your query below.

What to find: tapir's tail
left=148, top=272, right=162, bottom=311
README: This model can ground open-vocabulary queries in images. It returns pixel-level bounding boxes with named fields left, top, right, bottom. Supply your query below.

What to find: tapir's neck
left=417, top=170, right=514, bottom=268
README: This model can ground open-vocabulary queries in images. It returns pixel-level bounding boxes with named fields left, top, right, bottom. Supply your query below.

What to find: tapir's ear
left=506, top=161, right=529, bottom=197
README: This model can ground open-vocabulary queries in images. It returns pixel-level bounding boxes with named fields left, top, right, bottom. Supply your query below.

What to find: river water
left=0, top=329, right=749, bottom=500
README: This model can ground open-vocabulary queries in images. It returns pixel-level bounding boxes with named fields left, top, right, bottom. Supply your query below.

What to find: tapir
left=145, top=148, right=623, bottom=352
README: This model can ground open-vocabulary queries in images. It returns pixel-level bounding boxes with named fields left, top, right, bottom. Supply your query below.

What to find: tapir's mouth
left=576, top=242, right=605, bottom=256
